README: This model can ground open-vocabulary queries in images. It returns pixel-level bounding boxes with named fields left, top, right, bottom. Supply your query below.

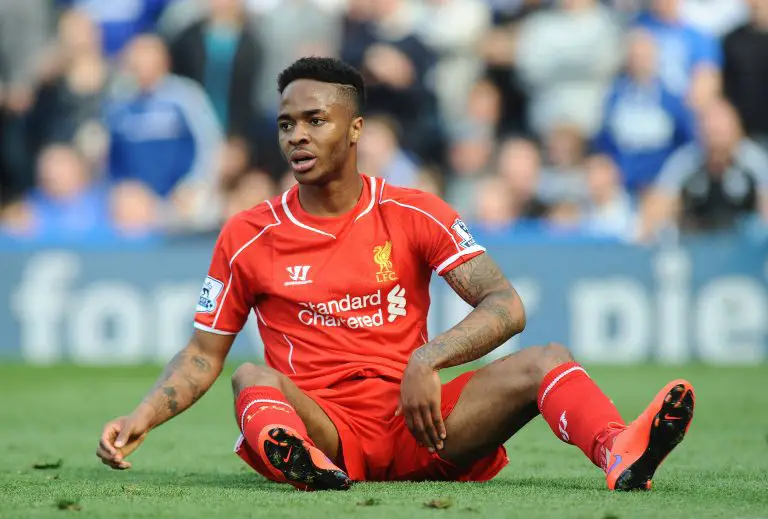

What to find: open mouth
left=290, top=150, right=318, bottom=173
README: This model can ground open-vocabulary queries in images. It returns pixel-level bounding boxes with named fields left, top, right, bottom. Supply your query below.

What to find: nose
left=288, top=122, right=310, bottom=147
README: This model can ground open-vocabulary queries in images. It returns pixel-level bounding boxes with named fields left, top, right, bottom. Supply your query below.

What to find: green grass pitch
left=1, top=363, right=767, bottom=518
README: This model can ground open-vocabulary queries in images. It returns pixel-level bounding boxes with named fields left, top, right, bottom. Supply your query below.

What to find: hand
left=396, top=357, right=446, bottom=453
left=96, top=412, right=151, bottom=470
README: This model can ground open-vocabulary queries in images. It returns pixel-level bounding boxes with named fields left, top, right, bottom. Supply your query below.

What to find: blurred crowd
left=0, top=0, right=767, bottom=244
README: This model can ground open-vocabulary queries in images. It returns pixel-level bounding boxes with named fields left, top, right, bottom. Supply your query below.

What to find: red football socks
left=537, top=362, right=626, bottom=471
left=235, top=386, right=314, bottom=451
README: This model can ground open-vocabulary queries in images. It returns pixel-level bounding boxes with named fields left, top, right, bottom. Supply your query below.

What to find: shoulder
left=657, top=142, right=704, bottom=186
left=217, top=199, right=282, bottom=256
left=723, top=24, right=749, bottom=45
left=737, top=139, right=768, bottom=170
left=667, top=142, right=704, bottom=166
left=158, top=75, right=208, bottom=103
left=379, top=181, right=457, bottom=220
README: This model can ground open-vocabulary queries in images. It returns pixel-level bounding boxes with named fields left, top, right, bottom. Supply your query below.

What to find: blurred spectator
left=416, top=0, right=492, bottom=127
left=10, top=145, right=112, bottom=239
left=358, top=115, right=420, bottom=187
left=0, top=200, right=33, bottom=236
left=0, top=0, right=48, bottom=109
left=157, top=0, right=209, bottom=41
left=30, top=10, right=110, bottom=154
left=253, top=0, right=344, bottom=113
left=538, top=123, right=590, bottom=206
left=465, top=79, right=503, bottom=132
left=110, top=180, right=162, bottom=237
left=59, top=0, right=173, bottom=57
left=106, top=35, right=222, bottom=229
left=473, top=175, right=516, bottom=232
left=723, top=0, right=768, bottom=148
left=243, top=0, right=344, bottom=175
left=222, top=169, right=275, bottom=218
left=0, top=0, right=50, bottom=202
left=414, top=166, right=444, bottom=196
left=495, top=137, right=549, bottom=220
left=680, top=0, right=749, bottom=37
left=169, top=0, right=261, bottom=138
left=637, top=98, right=768, bottom=241
left=444, top=123, right=495, bottom=216
left=478, top=0, right=544, bottom=136
left=342, top=0, right=444, bottom=165
left=217, top=135, right=251, bottom=189
left=515, top=0, right=622, bottom=137
left=582, top=153, right=636, bottom=239
left=545, top=201, right=582, bottom=230
left=634, top=0, right=722, bottom=109
left=595, top=28, right=696, bottom=192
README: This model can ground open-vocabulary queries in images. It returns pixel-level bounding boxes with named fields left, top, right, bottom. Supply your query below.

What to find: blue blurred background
left=0, top=0, right=766, bottom=364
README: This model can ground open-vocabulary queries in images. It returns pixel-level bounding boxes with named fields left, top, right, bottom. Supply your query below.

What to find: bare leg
left=231, top=363, right=341, bottom=461
left=440, top=343, right=573, bottom=465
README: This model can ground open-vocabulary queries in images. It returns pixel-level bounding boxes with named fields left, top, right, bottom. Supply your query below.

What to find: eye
left=279, top=121, right=293, bottom=131
left=310, top=118, right=326, bottom=126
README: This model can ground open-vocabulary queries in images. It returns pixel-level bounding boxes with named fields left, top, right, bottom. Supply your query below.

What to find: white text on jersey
left=296, top=288, right=407, bottom=329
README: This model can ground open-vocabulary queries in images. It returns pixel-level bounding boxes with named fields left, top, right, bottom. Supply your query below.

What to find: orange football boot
left=259, top=426, right=351, bottom=491
left=606, top=380, right=695, bottom=491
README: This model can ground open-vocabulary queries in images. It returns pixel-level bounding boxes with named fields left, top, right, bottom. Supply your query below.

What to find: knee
left=231, top=362, right=284, bottom=395
left=517, top=342, right=574, bottom=390
left=540, top=342, right=573, bottom=365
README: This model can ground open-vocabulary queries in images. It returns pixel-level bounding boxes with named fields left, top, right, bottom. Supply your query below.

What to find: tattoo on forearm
left=415, top=255, right=525, bottom=369
left=140, top=347, right=217, bottom=425
left=163, top=386, right=179, bottom=414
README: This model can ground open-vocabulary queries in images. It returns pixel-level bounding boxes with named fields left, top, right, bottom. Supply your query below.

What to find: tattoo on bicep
left=443, top=254, right=510, bottom=307
left=191, top=355, right=211, bottom=372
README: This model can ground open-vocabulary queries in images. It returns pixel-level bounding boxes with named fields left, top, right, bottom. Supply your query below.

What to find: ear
left=351, top=117, right=364, bottom=143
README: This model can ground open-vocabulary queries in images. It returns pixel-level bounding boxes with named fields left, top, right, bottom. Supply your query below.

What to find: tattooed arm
left=413, top=253, right=525, bottom=369
left=96, top=330, right=234, bottom=469
left=135, top=330, right=233, bottom=428
left=398, top=253, right=525, bottom=452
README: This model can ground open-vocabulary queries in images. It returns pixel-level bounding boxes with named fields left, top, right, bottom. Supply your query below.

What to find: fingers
left=419, top=405, right=441, bottom=453
left=114, top=423, right=133, bottom=449
left=99, top=423, right=120, bottom=457
left=400, top=403, right=447, bottom=452
left=409, top=410, right=433, bottom=452
left=430, top=402, right=446, bottom=448
left=99, top=455, right=132, bottom=470
left=96, top=419, right=136, bottom=470
left=96, top=442, right=132, bottom=470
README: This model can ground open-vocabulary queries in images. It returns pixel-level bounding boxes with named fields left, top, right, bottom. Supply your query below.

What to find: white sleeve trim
left=194, top=322, right=237, bottom=335
left=380, top=198, right=461, bottom=252
left=435, top=245, right=486, bottom=275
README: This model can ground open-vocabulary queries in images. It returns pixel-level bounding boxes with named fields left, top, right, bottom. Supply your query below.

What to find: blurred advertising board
left=1, top=235, right=766, bottom=364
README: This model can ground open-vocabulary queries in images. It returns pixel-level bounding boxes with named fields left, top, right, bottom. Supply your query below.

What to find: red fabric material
left=235, top=372, right=507, bottom=482
left=537, top=362, right=625, bottom=468
left=234, top=386, right=314, bottom=480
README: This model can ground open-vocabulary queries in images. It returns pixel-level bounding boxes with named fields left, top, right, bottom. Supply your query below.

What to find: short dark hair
left=277, top=57, right=366, bottom=116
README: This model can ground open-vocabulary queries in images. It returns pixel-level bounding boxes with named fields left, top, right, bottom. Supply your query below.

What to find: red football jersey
left=194, top=175, right=485, bottom=391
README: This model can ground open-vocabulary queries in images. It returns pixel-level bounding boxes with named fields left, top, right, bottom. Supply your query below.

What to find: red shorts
left=234, top=371, right=508, bottom=482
